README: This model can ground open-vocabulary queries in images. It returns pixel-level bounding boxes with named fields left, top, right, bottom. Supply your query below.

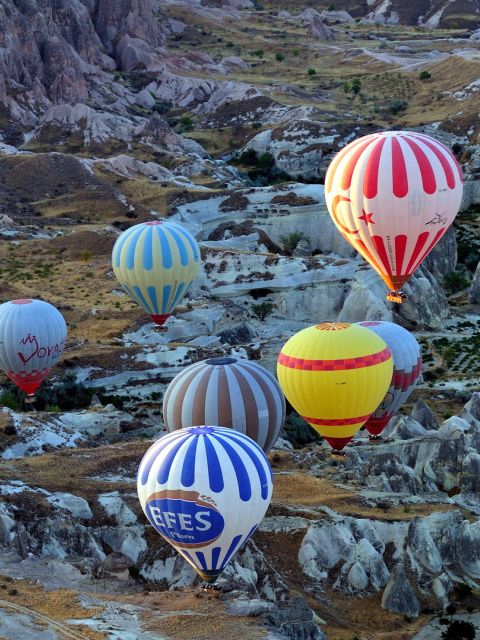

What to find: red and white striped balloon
left=325, top=131, right=463, bottom=298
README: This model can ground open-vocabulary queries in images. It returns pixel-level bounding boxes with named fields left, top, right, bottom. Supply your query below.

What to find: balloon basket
left=369, top=435, right=383, bottom=444
left=153, top=326, right=168, bottom=333
left=330, top=450, right=347, bottom=461
left=200, top=582, right=221, bottom=592
left=24, top=395, right=36, bottom=404
left=387, top=290, right=407, bottom=303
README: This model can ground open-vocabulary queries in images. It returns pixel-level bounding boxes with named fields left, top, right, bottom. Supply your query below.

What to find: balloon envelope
left=355, top=321, right=422, bottom=436
left=277, top=322, right=393, bottom=451
left=324, top=131, right=463, bottom=298
left=0, top=299, right=67, bottom=396
left=137, top=426, right=273, bottom=583
left=111, top=220, right=200, bottom=326
left=163, top=357, right=286, bottom=453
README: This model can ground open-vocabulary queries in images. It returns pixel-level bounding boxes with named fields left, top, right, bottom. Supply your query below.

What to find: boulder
left=455, top=520, right=480, bottom=579
left=383, top=415, right=428, bottom=441
left=406, top=517, right=443, bottom=574
left=381, top=564, right=420, bottom=616
left=411, top=398, right=439, bottom=431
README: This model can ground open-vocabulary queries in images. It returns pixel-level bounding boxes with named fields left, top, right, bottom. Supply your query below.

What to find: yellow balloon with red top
left=277, top=323, right=393, bottom=452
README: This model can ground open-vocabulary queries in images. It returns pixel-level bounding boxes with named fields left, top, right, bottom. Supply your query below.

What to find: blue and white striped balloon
left=137, top=426, right=273, bottom=583
left=112, top=220, right=200, bottom=327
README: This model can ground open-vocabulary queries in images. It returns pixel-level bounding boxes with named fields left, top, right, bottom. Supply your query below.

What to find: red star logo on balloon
left=358, top=210, right=374, bottom=225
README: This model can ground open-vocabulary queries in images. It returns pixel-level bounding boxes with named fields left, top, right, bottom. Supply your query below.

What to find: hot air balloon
left=277, top=322, right=393, bottom=455
left=324, top=130, right=463, bottom=303
left=137, top=425, right=273, bottom=584
left=111, top=220, right=200, bottom=329
left=163, top=357, right=286, bottom=453
left=0, top=299, right=67, bottom=402
left=355, top=321, right=422, bottom=440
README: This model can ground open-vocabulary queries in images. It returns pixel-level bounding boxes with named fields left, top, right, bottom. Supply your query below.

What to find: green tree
left=251, top=301, right=274, bottom=321
left=275, top=52, right=285, bottom=62
left=307, top=68, right=316, bottom=76
left=444, top=271, right=470, bottom=294
left=292, top=48, right=300, bottom=56
left=351, top=77, right=362, bottom=94
left=441, top=620, right=476, bottom=640
left=387, top=99, right=407, bottom=115
left=419, top=70, right=431, bottom=81
left=343, top=80, right=351, bottom=94
left=253, top=49, right=264, bottom=58
left=279, top=231, right=310, bottom=253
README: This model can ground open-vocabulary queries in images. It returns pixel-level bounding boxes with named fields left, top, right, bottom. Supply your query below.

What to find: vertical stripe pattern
left=137, top=426, right=273, bottom=583
left=111, top=220, right=200, bottom=326
left=325, top=130, right=463, bottom=294
left=163, top=357, right=286, bottom=453
left=356, top=321, right=422, bottom=436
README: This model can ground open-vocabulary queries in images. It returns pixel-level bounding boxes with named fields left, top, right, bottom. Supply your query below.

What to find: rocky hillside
left=2, top=1, right=480, bottom=639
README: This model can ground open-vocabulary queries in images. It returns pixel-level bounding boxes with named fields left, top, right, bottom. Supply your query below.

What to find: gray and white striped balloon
left=163, top=357, right=286, bottom=453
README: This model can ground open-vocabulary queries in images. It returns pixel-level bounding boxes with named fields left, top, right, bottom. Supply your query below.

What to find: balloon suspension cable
left=153, top=325, right=168, bottom=333
left=330, top=450, right=347, bottom=461
left=24, top=394, right=36, bottom=404
left=200, top=582, right=221, bottom=592
left=386, top=290, right=407, bottom=304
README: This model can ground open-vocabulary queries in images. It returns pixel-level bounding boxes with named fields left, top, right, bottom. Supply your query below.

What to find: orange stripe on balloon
left=407, top=229, right=445, bottom=274
left=392, top=137, right=408, bottom=198
left=363, top=136, right=386, bottom=199
left=303, top=413, right=373, bottom=426
left=411, top=133, right=463, bottom=185
left=413, top=135, right=456, bottom=189
left=277, top=347, right=391, bottom=371
left=404, top=231, right=430, bottom=274
left=331, top=195, right=359, bottom=235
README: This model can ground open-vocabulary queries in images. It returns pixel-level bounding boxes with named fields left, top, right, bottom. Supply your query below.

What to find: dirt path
left=0, top=599, right=96, bottom=640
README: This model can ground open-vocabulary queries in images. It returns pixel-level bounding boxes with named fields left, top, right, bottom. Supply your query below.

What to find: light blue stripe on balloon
left=143, top=225, right=154, bottom=270
left=169, top=222, right=200, bottom=262
left=219, top=533, right=243, bottom=569
left=132, top=285, right=154, bottom=314
left=161, top=285, right=172, bottom=314
left=166, top=282, right=185, bottom=313
left=122, top=284, right=146, bottom=309
left=181, top=436, right=199, bottom=487
left=157, top=225, right=173, bottom=269
left=124, top=226, right=145, bottom=270
left=146, top=286, right=159, bottom=315
left=139, top=431, right=190, bottom=486
left=166, top=226, right=190, bottom=266
left=211, top=436, right=251, bottom=501
left=224, top=433, right=272, bottom=500
left=113, top=226, right=139, bottom=268
left=204, top=436, right=224, bottom=493
left=195, top=551, right=208, bottom=571
left=211, top=546, right=222, bottom=570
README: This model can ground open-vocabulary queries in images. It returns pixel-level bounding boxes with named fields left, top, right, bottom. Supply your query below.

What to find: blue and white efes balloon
left=137, top=426, right=273, bottom=583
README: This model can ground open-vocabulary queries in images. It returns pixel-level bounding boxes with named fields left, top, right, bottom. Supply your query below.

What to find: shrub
left=387, top=99, right=407, bottom=115
left=441, top=620, right=476, bottom=640
left=0, top=391, right=20, bottom=411
left=279, top=231, right=310, bottom=253
left=351, top=77, right=362, bottom=94
left=80, top=249, right=93, bottom=262
left=251, top=301, right=274, bottom=321
left=292, top=48, right=300, bottom=56
left=454, top=582, right=474, bottom=600
left=283, top=410, right=322, bottom=447
left=419, top=70, right=431, bottom=81
left=275, top=53, right=285, bottom=62
left=253, top=49, right=264, bottom=58
left=251, top=121, right=262, bottom=129
left=443, top=271, right=470, bottom=294
left=307, top=68, right=316, bottom=75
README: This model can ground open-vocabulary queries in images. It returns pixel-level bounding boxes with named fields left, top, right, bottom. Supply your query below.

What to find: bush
left=251, top=302, right=274, bottom=321
left=0, top=391, right=20, bottom=411
left=80, top=249, right=93, bottom=262
left=276, top=53, right=285, bottom=62
left=419, top=70, right=431, bottom=81
left=387, top=99, right=407, bottom=115
left=307, top=68, right=316, bottom=75
left=441, top=620, right=476, bottom=640
left=454, top=582, right=474, bottom=600
left=279, top=231, right=310, bottom=253
left=443, top=271, right=470, bottom=294
left=283, top=410, right=322, bottom=448
left=253, top=49, right=264, bottom=58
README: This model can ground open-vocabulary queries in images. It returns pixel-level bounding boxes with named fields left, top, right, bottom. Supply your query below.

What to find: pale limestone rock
left=381, top=564, right=420, bottom=616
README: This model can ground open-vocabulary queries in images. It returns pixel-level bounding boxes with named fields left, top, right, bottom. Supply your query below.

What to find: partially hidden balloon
left=277, top=322, right=393, bottom=452
left=355, top=321, right=422, bottom=437
left=111, top=220, right=200, bottom=327
left=0, top=299, right=67, bottom=401
left=324, top=130, right=463, bottom=302
left=163, top=357, right=286, bottom=453
left=137, top=426, right=273, bottom=583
